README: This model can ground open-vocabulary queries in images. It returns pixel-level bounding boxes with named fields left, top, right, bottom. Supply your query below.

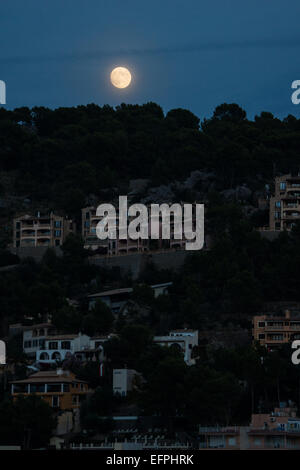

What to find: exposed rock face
left=141, top=185, right=176, bottom=204
left=184, top=170, right=215, bottom=189
left=140, top=170, right=216, bottom=204
left=221, top=185, right=252, bottom=201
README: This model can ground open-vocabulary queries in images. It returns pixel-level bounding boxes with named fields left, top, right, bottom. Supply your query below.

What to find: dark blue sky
left=1, top=0, right=300, bottom=120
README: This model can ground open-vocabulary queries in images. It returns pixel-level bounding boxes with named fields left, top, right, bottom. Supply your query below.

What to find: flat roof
left=45, top=334, right=78, bottom=340
left=88, top=288, right=133, bottom=298
left=23, top=323, right=53, bottom=331
left=151, top=282, right=173, bottom=288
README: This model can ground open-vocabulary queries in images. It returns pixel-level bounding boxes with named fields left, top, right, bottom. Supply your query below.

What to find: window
left=52, top=396, right=60, bottom=408
left=30, top=384, right=45, bottom=393
left=275, top=201, right=281, bottom=208
left=72, top=395, right=79, bottom=405
left=54, top=230, right=61, bottom=237
left=259, top=334, right=265, bottom=339
left=54, top=221, right=62, bottom=228
left=275, top=211, right=281, bottom=219
left=48, top=384, right=62, bottom=392
left=280, top=182, right=286, bottom=190
left=63, top=384, right=70, bottom=392
left=258, top=322, right=265, bottom=327
left=228, top=437, right=236, bottom=446
left=48, top=342, right=58, bottom=350
left=61, top=341, right=71, bottom=350
left=39, top=352, right=49, bottom=361
left=51, top=351, right=61, bottom=361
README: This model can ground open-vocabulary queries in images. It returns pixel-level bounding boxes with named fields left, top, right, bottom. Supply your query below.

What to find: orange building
left=11, top=370, right=89, bottom=410
left=252, top=309, right=300, bottom=349
left=269, top=174, right=300, bottom=231
left=248, top=407, right=300, bottom=449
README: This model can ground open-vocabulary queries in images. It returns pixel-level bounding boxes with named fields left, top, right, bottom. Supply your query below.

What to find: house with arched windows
left=23, top=322, right=57, bottom=358
left=36, top=333, right=90, bottom=364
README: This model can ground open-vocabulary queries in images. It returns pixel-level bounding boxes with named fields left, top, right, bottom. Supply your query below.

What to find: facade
left=74, top=335, right=113, bottom=363
left=198, top=408, right=300, bottom=449
left=13, top=211, right=75, bottom=249
left=36, top=333, right=90, bottom=364
left=113, top=369, right=140, bottom=397
left=11, top=370, right=89, bottom=410
left=81, top=204, right=193, bottom=255
left=252, top=309, right=300, bottom=349
left=23, top=322, right=57, bottom=358
left=151, top=282, right=173, bottom=298
left=153, top=329, right=198, bottom=366
left=82, top=206, right=151, bottom=254
left=269, top=173, right=300, bottom=231
left=198, top=426, right=241, bottom=449
left=88, top=288, right=133, bottom=313
left=248, top=407, right=300, bottom=449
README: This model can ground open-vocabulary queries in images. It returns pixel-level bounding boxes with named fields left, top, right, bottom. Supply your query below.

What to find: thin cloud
left=1, top=36, right=300, bottom=65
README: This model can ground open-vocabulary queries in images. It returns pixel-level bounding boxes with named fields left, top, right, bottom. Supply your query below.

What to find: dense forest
left=1, top=102, right=300, bottom=218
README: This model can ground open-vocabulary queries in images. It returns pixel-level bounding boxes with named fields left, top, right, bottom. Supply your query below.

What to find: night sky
left=1, top=0, right=300, bottom=119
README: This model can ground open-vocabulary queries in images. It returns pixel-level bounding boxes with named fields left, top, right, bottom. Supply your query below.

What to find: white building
left=88, top=288, right=133, bottom=314
left=23, top=323, right=56, bottom=358
left=36, top=333, right=90, bottom=364
left=73, top=335, right=115, bottom=363
left=153, top=329, right=198, bottom=366
left=151, top=282, right=173, bottom=298
left=113, top=369, right=139, bottom=397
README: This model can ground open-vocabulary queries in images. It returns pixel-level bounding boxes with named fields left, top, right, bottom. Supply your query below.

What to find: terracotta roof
left=11, top=370, right=87, bottom=384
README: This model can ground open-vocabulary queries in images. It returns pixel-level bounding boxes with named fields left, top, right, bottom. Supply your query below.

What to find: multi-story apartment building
left=252, top=309, right=300, bottom=349
left=269, top=173, right=300, bottom=231
left=248, top=407, right=300, bottom=449
left=153, top=329, right=199, bottom=366
left=82, top=206, right=146, bottom=254
left=198, top=407, right=300, bottom=449
left=81, top=205, right=191, bottom=255
left=13, top=211, right=75, bottom=249
left=11, top=369, right=89, bottom=410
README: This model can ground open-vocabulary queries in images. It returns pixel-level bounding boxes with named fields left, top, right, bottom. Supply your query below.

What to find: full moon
left=110, top=67, right=132, bottom=89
